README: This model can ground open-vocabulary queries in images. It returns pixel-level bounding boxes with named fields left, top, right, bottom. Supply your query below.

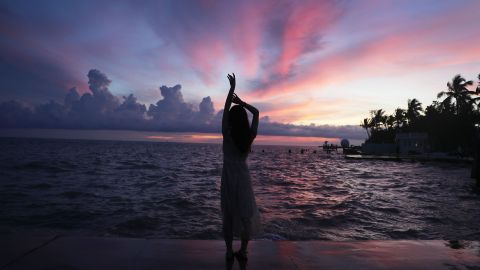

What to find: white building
left=395, top=132, right=428, bottom=154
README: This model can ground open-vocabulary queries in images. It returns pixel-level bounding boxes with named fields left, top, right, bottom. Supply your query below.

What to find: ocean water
left=0, top=137, right=478, bottom=240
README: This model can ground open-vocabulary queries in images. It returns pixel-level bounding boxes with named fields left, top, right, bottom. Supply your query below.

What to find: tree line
left=361, top=74, right=480, bottom=154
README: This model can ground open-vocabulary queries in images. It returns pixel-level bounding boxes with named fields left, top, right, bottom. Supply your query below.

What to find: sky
left=1, top=0, right=479, bottom=144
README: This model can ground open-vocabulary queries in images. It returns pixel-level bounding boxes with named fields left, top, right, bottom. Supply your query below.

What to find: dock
left=345, top=154, right=473, bottom=163
left=1, top=234, right=479, bottom=269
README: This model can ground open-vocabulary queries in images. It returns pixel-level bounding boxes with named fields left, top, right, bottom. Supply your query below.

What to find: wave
left=60, top=191, right=96, bottom=199
left=13, top=161, right=72, bottom=173
left=0, top=138, right=477, bottom=240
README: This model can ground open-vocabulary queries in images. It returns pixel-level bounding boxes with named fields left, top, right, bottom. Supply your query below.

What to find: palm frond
left=465, top=80, right=474, bottom=86
left=437, top=91, right=447, bottom=99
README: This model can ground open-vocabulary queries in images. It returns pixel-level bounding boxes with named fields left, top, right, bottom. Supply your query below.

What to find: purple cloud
left=0, top=69, right=365, bottom=140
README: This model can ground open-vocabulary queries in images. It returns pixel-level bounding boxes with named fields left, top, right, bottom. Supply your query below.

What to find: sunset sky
left=1, top=0, right=479, bottom=144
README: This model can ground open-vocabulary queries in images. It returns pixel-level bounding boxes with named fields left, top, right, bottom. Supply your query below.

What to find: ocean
left=0, top=137, right=478, bottom=240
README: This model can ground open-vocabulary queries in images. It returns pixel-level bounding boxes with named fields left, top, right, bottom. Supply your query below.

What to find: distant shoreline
left=0, top=128, right=362, bottom=146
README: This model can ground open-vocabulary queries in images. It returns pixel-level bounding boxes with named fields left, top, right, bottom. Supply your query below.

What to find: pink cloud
left=276, top=1, right=338, bottom=76
left=187, top=40, right=226, bottom=85
left=144, top=1, right=344, bottom=90
left=3, top=0, right=479, bottom=128
left=247, top=1, right=480, bottom=102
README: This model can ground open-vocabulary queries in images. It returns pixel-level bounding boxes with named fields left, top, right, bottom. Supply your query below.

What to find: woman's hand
left=232, top=93, right=244, bottom=105
left=227, top=73, right=236, bottom=90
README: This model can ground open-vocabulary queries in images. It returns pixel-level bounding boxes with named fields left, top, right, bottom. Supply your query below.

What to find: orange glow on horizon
left=146, top=132, right=346, bottom=146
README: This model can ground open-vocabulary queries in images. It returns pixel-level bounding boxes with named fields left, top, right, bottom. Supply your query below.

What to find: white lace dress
left=220, top=129, right=261, bottom=236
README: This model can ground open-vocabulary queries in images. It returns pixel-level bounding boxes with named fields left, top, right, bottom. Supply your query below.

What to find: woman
left=221, top=73, right=260, bottom=261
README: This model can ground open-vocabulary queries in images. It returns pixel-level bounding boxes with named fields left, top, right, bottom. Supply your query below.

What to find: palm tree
left=406, top=99, right=423, bottom=124
left=370, top=109, right=386, bottom=130
left=386, top=115, right=395, bottom=130
left=473, top=73, right=480, bottom=109
left=360, top=118, right=371, bottom=138
left=393, top=108, right=406, bottom=129
left=437, top=74, right=474, bottom=115
left=475, top=73, right=480, bottom=95
left=476, top=73, right=480, bottom=94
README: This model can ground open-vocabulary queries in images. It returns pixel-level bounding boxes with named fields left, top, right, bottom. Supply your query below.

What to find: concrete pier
left=1, top=234, right=479, bottom=269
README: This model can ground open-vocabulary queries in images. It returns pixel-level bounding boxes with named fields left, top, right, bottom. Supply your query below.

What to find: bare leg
left=223, top=214, right=233, bottom=257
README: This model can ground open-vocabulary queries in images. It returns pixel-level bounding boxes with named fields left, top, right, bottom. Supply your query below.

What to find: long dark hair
left=229, top=105, right=252, bottom=153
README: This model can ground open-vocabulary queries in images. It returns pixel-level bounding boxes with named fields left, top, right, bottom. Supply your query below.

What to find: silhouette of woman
left=221, top=73, right=260, bottom=261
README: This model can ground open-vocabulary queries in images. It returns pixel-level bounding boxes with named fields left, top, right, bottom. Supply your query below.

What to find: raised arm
left=222, top=73, right=236, bottom=136
left=232, top=93, right=259, bottom=139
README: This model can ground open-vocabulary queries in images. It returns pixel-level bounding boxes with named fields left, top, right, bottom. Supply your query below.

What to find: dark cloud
left=34, top=100, right=68, bottom=128
left=196, top=96, right=216, bottom=125
left=64, top=87, right=80, bottom=107
left=147, top=84, right=211, bottom=132
left=0, top=69, right=365, bottom=140
left=0, top=100, right=34, bottom=128
left=147, top=85, right=192, bottom=125
left=0, top=1, right=83, bottom=103
left=0, top=45, right=80, bottom=103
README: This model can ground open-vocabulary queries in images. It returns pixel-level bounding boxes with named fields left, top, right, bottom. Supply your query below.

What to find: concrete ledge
left=1, top=235, right=479, bottom=269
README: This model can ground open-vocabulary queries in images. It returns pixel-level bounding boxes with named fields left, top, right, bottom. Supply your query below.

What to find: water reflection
left=0, top=139, right=478, bottom=240
left=225, top=257, right=247, bottom=270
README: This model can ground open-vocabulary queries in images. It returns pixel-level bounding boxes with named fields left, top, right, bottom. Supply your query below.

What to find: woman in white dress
left=221, top=73, right=260, bottom=261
